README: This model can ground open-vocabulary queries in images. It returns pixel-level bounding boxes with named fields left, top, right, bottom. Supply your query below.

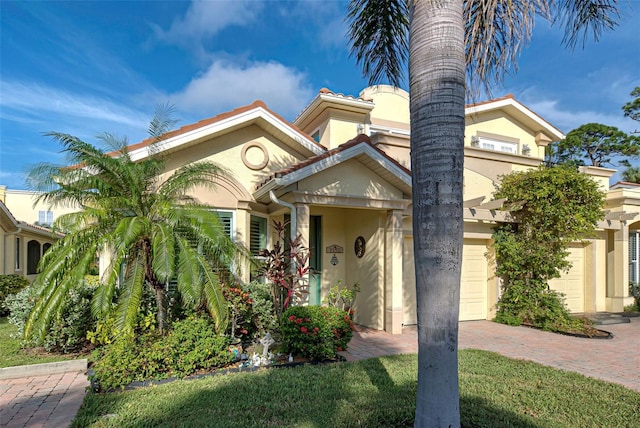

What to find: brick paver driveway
left=346, top=317, right=640, bottom=392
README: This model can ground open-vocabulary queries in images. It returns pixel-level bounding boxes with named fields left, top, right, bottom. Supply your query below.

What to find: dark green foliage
left=91, top=316, right=233, bottom=390
left=281, top=306, right=353, bottom=361
left=622, top=86, right=640, bottom=125
left=0, top=275, right=30, bottom=316
left=6, top=276, right=98, bottom=352
left=547, top=122, right=640, bottom=167
left=493, top=166, right=605, bottom=330
left=225, top=281, right=279, bottom=344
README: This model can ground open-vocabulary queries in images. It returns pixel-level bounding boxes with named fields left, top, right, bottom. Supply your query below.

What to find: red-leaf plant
left=258, top=221, right=310, bottom=320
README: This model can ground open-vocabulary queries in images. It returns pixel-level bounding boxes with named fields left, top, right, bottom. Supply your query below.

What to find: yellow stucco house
left=2, top=85, right=637, bottom=332
left=0, top=187, right=64, bottom=281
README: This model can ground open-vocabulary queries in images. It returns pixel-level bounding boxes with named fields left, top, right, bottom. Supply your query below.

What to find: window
left=216, top=211, right=234, bottom=238
left=250, top=215, right=267, bottom=255
left=38, top=210, right=54, bottom=226
left=478, top=137, right=517, bottom=154
left=311, top=130, right=320, bottom=143
left=27, top=240, right=41, bottom=274
left=15, top=237, right=21, bottom=270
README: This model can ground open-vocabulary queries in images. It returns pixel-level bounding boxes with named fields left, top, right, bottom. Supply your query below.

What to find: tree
left=622, top=86, right=640, bottom=131
left=622, top=166, right=640, bottom=183
left=347, top=0, right=620, bottom=426
left=492, top=166, right=604, bottom=330
left=547, top=122, right=640, bottom=167
left=24, top=107, right=247, bottom=342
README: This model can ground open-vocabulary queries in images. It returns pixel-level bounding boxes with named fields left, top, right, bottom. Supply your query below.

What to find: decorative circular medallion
left=241, top=141, right=269, bottom=170
left=354, top=236, right=366, bottom=258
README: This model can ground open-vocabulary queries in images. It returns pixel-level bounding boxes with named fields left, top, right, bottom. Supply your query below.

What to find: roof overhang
left=129, top=104, right=325, bottom=162
left=254, top=141, right=412, bottom=203
left=293, top=91, right=375, bottom=130
left=466, top=96, right=565, bottom=142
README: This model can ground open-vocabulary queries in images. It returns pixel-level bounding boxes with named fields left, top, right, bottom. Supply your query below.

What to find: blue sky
left=1, top=0, right=639, bottom=190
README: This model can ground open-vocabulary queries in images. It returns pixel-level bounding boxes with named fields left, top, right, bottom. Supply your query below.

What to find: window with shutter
left=250, top=215, right=267, bottom=255
left=630, top=231, right=639, bottom=285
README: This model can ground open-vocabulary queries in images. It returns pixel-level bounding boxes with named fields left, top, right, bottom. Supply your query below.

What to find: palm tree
left=348, top=1, right=621, bottom=426
left=24, top=107, right=247, bottom=342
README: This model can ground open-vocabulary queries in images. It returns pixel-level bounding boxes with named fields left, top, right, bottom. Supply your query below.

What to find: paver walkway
left=1, top=317, right=638, bottom=427
left=346, top=317, right=640, bottom=392
left=0, top=370, right=87, bottom=428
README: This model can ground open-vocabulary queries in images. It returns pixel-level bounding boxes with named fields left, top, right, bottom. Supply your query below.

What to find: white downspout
left=269, top=191, right=296, bottom=244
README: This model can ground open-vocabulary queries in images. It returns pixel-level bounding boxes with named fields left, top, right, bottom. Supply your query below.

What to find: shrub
left=0, top=274, right=30, bottom=316
left=6, top=276, right=98, bottom=352
left=324, top=280, right=360, bottom=314
left=226, top=281, right=279, bottom=344
left=91, top=316, right=233, bottom=390
left=281, top=306, right=353, bottom=361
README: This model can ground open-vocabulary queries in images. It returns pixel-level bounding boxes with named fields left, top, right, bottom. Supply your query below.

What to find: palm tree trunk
left=409, top=1, right=465, bottom=426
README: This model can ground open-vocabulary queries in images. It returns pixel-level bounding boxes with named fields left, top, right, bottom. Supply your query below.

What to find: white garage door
left=548, top=245, right=585, bottom=313
left=459, top=239, right=488, bottom=321
left=403, top=238, right=488, bottom=324
left=403, top=237, right=417, bottom=325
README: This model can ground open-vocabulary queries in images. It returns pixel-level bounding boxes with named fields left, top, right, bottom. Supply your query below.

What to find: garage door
left=403, top=237, right=417, bottom=325
left=548, top=245, right=585, bottom=313
left=403, top=238, right=488, bottom=324
left=459, top=239, right=488, bottom=321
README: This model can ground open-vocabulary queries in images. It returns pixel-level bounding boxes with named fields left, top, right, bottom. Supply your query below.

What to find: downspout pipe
left=269, top=191, right=296, bottom=244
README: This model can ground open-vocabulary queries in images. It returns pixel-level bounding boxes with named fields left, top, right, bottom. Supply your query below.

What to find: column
left=606, top=226, right=633, bottom=311
left=295, top=203, right=310, bottom=304
left=385, top=209, right=404, bottom=334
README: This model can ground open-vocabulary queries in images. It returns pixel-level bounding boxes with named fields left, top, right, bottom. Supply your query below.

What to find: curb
left=0, top=358, right=88, bottom=380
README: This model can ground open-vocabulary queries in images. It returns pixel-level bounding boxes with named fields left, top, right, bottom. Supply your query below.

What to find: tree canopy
left=547, top=122, right=640, bottom=168
left=24, top=110, right=247, bottom=342
left=622, top=86, right=640, bottom=130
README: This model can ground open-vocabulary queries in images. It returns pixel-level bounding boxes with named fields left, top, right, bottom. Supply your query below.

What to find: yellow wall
left=4, top=190, right=81, bottom=226
left=299, top=159, right=404, bottom=201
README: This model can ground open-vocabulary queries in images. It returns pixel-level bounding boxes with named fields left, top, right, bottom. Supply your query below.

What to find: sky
left=1, top=0, right=639, bottom=190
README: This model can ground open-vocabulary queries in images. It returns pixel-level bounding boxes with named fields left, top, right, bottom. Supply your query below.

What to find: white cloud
left=170, top=59, right=315, bottom=119
left=153, top=1, right=262, bottom=47
left=0, top=80, right=149, bottom=133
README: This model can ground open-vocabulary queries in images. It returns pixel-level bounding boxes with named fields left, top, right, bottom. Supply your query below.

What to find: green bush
left=91, top=316, right=233, bottom=390
left=5, top=276, right=98, bottom=352
left=0, top=274, right=30, bottom=316
left=281, top=306, right=353, bottom=361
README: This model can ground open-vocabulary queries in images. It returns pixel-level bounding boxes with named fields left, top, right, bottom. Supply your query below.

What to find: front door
left=309, top=215, right=322, bottom=305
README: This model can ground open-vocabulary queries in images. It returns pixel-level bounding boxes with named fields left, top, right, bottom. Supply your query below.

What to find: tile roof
left=123, top=100, right=323, bottom=155
left=255, top=133, right=410, bottom=191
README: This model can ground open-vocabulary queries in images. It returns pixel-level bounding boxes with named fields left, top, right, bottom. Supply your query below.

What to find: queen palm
left=348, top=0, right=621, bottom=426
left=24, top=108, right=246, bottom=342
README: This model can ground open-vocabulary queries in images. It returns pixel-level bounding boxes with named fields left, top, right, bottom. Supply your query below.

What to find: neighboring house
left=2, top=86, right=636, bottom=332
left=0, top=193, right=63, bottom=281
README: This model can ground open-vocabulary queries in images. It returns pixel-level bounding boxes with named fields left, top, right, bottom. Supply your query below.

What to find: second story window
left=478, top=137, right=517, bottom=154
left=38, top=210, right=54, bottom=227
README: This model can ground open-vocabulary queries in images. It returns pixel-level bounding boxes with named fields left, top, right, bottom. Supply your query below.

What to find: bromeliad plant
left=258, top=221, right=310, bottom=320
left=23, top=105, right=248, bottom=342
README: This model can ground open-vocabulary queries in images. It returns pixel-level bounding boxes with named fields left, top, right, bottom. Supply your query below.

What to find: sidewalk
left=0, top=362, right=88, bottom=428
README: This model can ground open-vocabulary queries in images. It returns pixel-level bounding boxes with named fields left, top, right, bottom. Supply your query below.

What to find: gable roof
left=127, top=101, right=327, bottom=162
left=466, top=94, right=565, bottom=141
left=254, top=134, right=412, bottom=202
left=0, top=199, right=63, bottom=238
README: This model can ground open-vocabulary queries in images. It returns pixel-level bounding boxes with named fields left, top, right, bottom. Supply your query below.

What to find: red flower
left=337, top=347, right=343, bottom=351
left=313, top=327, right=319, bottom=332
left=295, top=318, right=303, bottom=324
left=304, top=317, right=310, bottom=322
left=289, top=315, right=296, bottom=321
left=301, top=326, right=308, bottom=333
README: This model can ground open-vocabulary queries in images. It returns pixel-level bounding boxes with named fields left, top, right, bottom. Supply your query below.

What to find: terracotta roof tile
left=255, top=133, right=410, bottom=191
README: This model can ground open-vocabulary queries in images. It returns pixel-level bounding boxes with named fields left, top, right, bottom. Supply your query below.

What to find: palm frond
left=556, top=0, right=620, bottom=49
left=157, top=161, right=230, bottom=200
left=114, top=249, right=146, bottom=336
left=196, top=253, right=229, bottom=333
left=151, top=222, right=175, bottom=283
left=175, top=237, right=202, bottom=307
left=347, top=0, right=409, bottom=86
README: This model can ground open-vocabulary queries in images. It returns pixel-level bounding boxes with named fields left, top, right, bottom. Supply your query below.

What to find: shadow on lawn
left=73, top=358, right=542, bottom=428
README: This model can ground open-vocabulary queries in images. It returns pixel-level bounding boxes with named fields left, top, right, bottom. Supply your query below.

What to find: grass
left=0, top=317, right=78, bottom=368
left=72, top=349, right=640, bottom=428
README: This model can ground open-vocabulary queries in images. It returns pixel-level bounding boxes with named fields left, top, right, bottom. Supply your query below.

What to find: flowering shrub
left=0, top=274, right=30, bottom=316
left=224, top=281, right=279, bottom=344
left=281, top=306, right=354, bottom=361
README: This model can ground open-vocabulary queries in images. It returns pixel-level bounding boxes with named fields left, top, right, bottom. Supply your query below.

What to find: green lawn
left=0, top=317, right=78, bottom=368
left=72, top=350, right=640, bottom=428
